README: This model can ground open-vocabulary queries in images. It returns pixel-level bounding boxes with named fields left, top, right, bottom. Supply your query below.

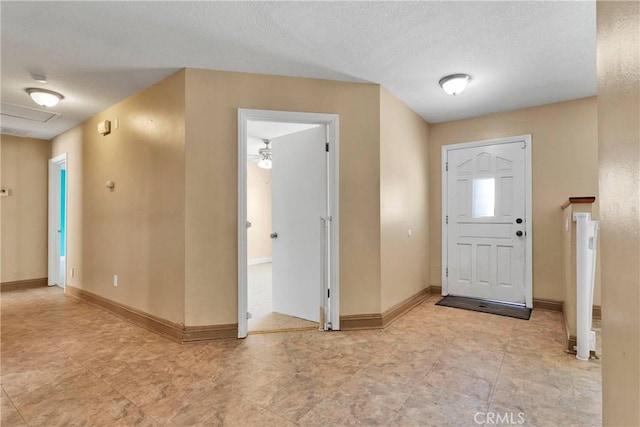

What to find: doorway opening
left=441, top=135, right=532, bottom=308
left=238, top=109, right=340, bottom=338
left=48, top=153, right=68, bottom=289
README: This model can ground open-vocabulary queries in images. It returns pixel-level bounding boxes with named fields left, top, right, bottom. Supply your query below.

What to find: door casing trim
left=48, top=153, right=68, bottom=288
left=441, top=134, right=533, bottom=308
left=237, top=109, right=340, bottom=338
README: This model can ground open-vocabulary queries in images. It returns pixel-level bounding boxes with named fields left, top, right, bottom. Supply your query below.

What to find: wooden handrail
left=561, top=196, right=596, bottom=210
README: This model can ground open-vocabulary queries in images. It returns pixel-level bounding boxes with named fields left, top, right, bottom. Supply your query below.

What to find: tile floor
left=248, top=263, right=318, bottom=333
left=1, top=287, right=601, bottom=426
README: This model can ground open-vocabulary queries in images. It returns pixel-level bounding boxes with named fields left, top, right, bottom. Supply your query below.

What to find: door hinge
left=326, top=142, right=329, bottom=152
left=446, top=162, right=448, bottom=172
left=246, top=312, right=252, bottom=319
left=327, top=289, right=330, bottom=298
left=446, top=267, right=448, bottom=278
left=446, top=215, right=448, bottom=225
left=522, top=141, right=527, bottom=149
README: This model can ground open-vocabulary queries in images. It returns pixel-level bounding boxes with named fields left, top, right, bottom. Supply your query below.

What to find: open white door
left=238, top=109, right=339, bottom=338
left=48, top=154, right=67, bottom=288
left=271, top=126, right=326, bottom=322
left=443, top=135, right=532, bottom=307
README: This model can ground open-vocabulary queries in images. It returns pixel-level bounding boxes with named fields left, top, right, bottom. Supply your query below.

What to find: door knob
left=516, top=230, right=523, bottom=237
left=270, top=232, right=278, bottom=239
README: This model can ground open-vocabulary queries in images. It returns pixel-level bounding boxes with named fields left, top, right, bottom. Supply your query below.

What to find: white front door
left=271, top=126, right=326, bottom=322
left=444, top=138, right=530, bottom=305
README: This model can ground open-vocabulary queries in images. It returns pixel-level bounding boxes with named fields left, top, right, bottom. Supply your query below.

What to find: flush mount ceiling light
left=25, top=88, right=64, bottom=107
left=439, top=74, right=471, bottom=96
left=257, top=139, right=272, bottom=169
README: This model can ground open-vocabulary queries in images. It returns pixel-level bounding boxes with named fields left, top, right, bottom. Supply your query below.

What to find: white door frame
left=48, top=153, right=68, bottom=288
left=441, top=134, right=533, bottom=308
left=237, top=109, right=340, bottom=338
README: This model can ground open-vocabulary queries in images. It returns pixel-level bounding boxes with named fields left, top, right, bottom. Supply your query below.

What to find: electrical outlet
left=113, top=274, right=118, bottom=287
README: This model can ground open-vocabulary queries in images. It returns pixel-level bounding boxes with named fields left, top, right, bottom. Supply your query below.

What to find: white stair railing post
left=573, top=212, right=598, bottom=361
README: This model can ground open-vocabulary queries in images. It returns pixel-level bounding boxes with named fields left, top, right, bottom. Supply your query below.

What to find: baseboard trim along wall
left=532, top=298, right=564, bottom=312
left=339, top=312, right=384, bottom=330
left=339, top=289, right=601, bottom=338
left=533, top=297, right=601, bottom=320
left=1, top=277, right=48, bottom=292
left=248, top=257, right=272, bottom=266
left=65, top=286, right=237, bottom=342
left=64, top=282, right=601, bottom=345
left=183, top=324, right=238, bottom=342
left=382, top=288, right=431, bottom=327
left=340, top=287, right=434, bottom=330
left=430, top=285, right=442, bottom=296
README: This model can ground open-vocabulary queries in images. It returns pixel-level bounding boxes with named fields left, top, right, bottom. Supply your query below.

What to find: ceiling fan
left=247, top=139, right=272, bottom=169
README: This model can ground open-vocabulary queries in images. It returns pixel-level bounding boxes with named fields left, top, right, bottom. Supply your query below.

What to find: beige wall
left=184, top=68, right=381, bottom=325
left=38, top=65, right=603, bottom=333
left=429, top=97, right=599, bottom=302
left=0, top=135, right=49, bottom=283
left=247, top=162, right=272, bottom=261
left=51, top=70, right=187, bottom=325
left=597, top=1, right=640, bottom=424
left=379, top=87, right=431, bottom=312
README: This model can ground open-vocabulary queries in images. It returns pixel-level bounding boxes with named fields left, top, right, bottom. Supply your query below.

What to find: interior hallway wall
left=429, top=97, right=599, bottom=303
left=49, top=126, right=83, bottom=291
left=0, top=135, right=50, bottom=283
left=597, top=0, right=640, bottom=424
left=185, top=68, right=381, bottom=325
left=247, top=162, right=272, bottom=261
left=50, top=70, right=187, bottom=325
left=379, top=87, right=431, bottom=312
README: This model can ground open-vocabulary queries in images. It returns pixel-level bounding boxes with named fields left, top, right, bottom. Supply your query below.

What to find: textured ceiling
left=1, top=1, right=596, bottom=140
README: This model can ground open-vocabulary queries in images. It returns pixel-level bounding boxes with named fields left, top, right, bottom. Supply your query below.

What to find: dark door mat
left=435, top=295, right=531, bottom=320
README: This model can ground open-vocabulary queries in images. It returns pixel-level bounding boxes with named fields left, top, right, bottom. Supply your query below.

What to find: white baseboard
left=248, top=257, right=272, bottom=266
